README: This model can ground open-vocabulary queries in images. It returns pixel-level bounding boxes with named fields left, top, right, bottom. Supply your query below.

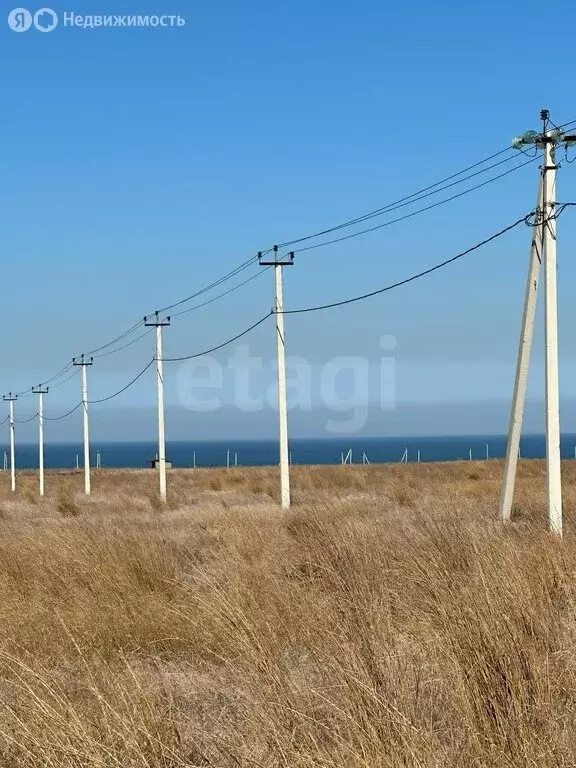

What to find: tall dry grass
left=0, top=462, right=574, bottom=765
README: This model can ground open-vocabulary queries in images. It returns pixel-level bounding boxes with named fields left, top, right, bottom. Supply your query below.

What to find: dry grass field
left=0, top=460, right=575, bottom=766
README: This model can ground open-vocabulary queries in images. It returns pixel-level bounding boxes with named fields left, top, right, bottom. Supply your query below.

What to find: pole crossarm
left=144, top=311, right=171, bottom=328
left=258, top=246, right=295, bottom=267
left=73, top=354, right=94, bottom=367
left=512, top=111, right=576, bottom=151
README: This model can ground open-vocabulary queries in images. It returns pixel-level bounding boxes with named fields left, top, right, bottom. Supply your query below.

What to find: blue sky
left=1, top=0, right=576, bottom=439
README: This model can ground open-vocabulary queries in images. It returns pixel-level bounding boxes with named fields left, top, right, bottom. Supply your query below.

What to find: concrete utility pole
left=73, top=355, right=93, bottom=496
left=3, top=394, right=17, bottom=492
left=501, top=110, right=576, bottom=534
left=145, top=311, right=170, bottom=503
left=499, top=177, right=544, bottom=523
left=32, top=386, right=49, bottom=497
left=259, top=247, right=294, bottom=509
left=542, top=130, right=562, bottom=534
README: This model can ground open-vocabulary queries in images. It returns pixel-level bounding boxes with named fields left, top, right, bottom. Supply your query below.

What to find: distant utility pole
left=73, top=354, right=93, bottom=496
left=32, top=386, right=49, bottom=497
left=501, top=110, right=576, bottom=535
left=145, top=311, right=170, bottom=503
left=3, top=394, right=17, bottom=492
left=259, top=247, right=294, bottom=509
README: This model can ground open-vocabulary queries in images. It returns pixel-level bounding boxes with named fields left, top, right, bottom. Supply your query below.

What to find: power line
left=42, top=140, right=540, bottom=376
left=156, top=255, right=259, bottom=315
left=163, top=312, right=272, bottom=362
left=277, top=147, right=519, bottom=249
left=283, top=214, right=529, bottom=315
left=13, top=361, right=74, bottom=397
left=88, top=359, right=155, bottom=404
left=21, top=258, right=260, bottom=387
left=93, top=326, right=155, bottom=359
left=171, top=267, right=266, bottom=318
left=555, top=118, right=576, bottom=132
left=10, top=120, right=576, bottom=394
left=152, top=141, right=549, bottom=322
left=85, top=319, right=145, bottom=357
left=14, top=412, right=38, bottom=424
left=37, top=210, right=555, bottom=414
left=294, top=156, right=539, bottom=254
left=47, top=367, right=79, bottom=391
left=18, top=366, right=80, bottom=399
left=40, top=362, right=75, bottom=387
left=44, top=402, right=83, bottom=422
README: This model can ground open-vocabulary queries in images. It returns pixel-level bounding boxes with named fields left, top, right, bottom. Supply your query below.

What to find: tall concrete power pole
left=73, top=355, right=93, bottom=496
left=145, top=312, right=170, bottom=503
left=259, top=247, right=294, bottom=509
left=32, top=386, right=49, bottom=497
left=3, top=394, right=17, bottom=492
left=501, top=110, right=576, bottom=535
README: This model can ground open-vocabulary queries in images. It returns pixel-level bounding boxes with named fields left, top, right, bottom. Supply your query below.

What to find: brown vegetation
left=0, top=460, right=574, bottom=766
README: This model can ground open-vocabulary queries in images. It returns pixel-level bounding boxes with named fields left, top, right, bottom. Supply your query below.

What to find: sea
left=1, top=435, right=576, bottom=470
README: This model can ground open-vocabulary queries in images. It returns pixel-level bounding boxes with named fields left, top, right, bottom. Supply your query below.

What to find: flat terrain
left=0, top=461, right=575, bottom=766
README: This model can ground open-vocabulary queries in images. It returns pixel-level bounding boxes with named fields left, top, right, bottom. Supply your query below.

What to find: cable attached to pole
left=163, top=313, right=272, bottom=362
left=284, top=215, right=529, bottom=315
left=277, top=147, right=522, bottom=249
left=44, top=402, right=83, bottom=422
left=14, top=412, right=39, bottom=424
left=9, top=119, right=576, bottom=394
left=88, top=360, right=155, bottom=404
left=292, top=157, right=539, bottom=255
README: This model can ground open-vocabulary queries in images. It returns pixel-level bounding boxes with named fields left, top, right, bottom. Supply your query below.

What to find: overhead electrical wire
left=163, top=312, right=272, bottom=362
left=6, top=120, right=575, bottom=397
left=155, top=255, right=259, bottom=315
left=47, top=367, right=79, bottom=391
left=27, top=202, right=576, bottom=414
left=18, top=145, right=531, bottom=390
left=88, top=359, right=155, bottom=404
left=24, top=256, right=262, bottom=388
left=285, top=216, right=528, bottom=314
left=552, top=118, right=576, bottom=132
left=276, top=146, right=520, bottom=249
left=13, top=361, right=75, bottom=397
left=44, top=402, right=83, bottom=422
left=38, top=361, right=155, bottom=419
left=283, top=209, right=560, bottom=315
left=292, top=156, right=539, bottom=254
left=29, top=139, right=536, bottom=379
left=85, top=319, right=146, bottom=357
left=14, top=412, right=39, bottom=424
left=17, top=367, right=80, bottom=400
left=70, top=144, right=541, bottom=356
left=39, top=362, right=75, bottom=387
left=93, top=326, right=155, bottom=359
left=274, top=120, right=575, bottom=252
left=171, top=267, right=267, bottom=318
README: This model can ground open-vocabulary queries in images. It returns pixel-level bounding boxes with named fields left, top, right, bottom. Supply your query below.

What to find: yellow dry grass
left=0, top=460, right=574, bottom=766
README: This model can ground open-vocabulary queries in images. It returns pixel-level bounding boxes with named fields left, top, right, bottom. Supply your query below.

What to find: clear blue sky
left=1, top=0, right=575, bottom=439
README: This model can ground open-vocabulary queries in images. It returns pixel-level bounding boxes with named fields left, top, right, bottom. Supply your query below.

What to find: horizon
left=2, top=1, right=576, bottom=445
left=7, top=431, right=576, bottom=447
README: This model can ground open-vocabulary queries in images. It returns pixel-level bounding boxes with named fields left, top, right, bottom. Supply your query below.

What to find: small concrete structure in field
left=147, top=458, right=172, bottom=469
